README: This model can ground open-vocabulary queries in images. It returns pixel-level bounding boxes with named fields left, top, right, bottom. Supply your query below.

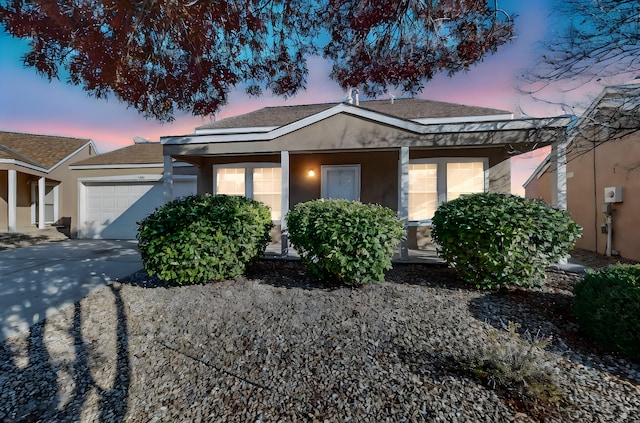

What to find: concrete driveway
left=0, top=239, right=143, bottom=340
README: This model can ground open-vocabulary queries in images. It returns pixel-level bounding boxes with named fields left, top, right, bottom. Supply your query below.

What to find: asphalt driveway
left=0, top=239, right=142, bottom=340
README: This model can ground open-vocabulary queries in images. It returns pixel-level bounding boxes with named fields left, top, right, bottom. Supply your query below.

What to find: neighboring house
left=0, top=131, right=96, bottom=234
left=162, top=97, right=570, bottom=257
left=525, top=83, right=640, bottom=261
left=70, top=142, right=197, bottom=239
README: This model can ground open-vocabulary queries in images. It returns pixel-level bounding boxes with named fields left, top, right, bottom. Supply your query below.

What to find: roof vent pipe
left=345, top=88, right=359, bottom=105
left=345, top=88, right=353, bottom=104
left=354, top=88, right=359, bottom=106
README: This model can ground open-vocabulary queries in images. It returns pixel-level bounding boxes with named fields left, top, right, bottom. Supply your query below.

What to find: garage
left=79, top=177, right=196, bottom=239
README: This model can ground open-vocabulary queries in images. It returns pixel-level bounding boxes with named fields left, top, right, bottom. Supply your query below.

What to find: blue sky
left=0, top=0, right=611, bottom=194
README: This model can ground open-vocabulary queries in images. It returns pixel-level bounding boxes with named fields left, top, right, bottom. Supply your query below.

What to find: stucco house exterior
left=69, top=142, right=196, bottom=239
left=0, top=131, right=97, bottom=234
left=525, top=83, right=640, bottom=261
left=162, top=97, right=570, bottom=257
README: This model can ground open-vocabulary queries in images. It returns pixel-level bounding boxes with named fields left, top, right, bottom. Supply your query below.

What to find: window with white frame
left=214, top=164, right=281, bottom=221
left=216, top=168, right=245, bottom=196
left=253, top=167, right=282, bottom=220
left=446, top=162, right=485, bottom=201
left=408, top=163, right=437, bottom=221
left=408, top=158, right=487, bottom=221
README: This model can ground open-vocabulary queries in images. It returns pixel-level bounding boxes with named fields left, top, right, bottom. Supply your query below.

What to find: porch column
left=7, top=169, right=17, bottom=233
left=52, top=184, right=59, bottom=224
left=280, top=151, right=290, bottom=256
left=163, top=154, right=174, bottom=203
left=399, top=147, right=409, bottom=261
left=38, top=176, right=46, bottom=229
left=552, top=143, right=568, bottom=210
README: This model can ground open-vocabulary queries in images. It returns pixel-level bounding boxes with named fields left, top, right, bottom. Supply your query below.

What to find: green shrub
left=573, top=264, right=640, bottom=360
left=137, top=194, right=273, bottom=285
left=431, top=193, right=581, bottom=289
left=286, top=199, right=405, bottom=286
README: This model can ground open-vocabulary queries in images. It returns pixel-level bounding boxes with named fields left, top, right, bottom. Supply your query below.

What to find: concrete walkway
left=0, top=240, right=142, bottom=340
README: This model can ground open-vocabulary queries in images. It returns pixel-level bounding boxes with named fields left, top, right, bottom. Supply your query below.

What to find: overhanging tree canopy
left=0, top=0, right=514, bottom=121
left=521, top=0, right=640, bottom=102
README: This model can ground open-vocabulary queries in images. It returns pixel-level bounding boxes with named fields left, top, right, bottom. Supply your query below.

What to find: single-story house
left=161, top=97, right=571, bottom=258
left=525, top=83, right=640, bottom=261
left=69, top=142, right=197, bottom=239
left=0, top=131, right=97, bottom=233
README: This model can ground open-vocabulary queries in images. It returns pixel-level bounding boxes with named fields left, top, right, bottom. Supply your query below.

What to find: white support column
left=38, top=176, right=46, bottom=229
left=399, top=147, right=409, bottom=261
left=280, top=151, right=290, bottom=256
left=163, top=154, right=174, bottom=203
left=552, top=143, right=568, bottom=210
left=52, top=184, right=59, bottom=224
left=8, top=169, right=17, bottom=233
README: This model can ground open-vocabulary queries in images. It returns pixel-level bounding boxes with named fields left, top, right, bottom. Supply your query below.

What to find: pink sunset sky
left=0, top=1, right=614, bottom=195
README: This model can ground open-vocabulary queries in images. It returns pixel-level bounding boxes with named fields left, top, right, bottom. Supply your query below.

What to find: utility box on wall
left=604, top=186, right=623, bottom=203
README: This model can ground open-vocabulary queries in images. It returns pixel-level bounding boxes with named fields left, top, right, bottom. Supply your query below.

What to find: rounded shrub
left=286, top=199, right=405, bottom=286
left=137, top=194, right=273, bottom=285
left=573, top=264, right=640, bottom=360
left=431, top=192, right=581, bottom=289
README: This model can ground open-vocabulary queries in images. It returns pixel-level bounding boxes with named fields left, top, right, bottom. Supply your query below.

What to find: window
left=408, top=163, right=437, bottom=221
left=214, top=164, right=281, bottom=221
left=408, top=158, right=486, bottom=221
left=447, top=162, right=485, bottom=201
left=216, top=168, right=245, bottom=196
left=253, top=167, right=282, bottom=221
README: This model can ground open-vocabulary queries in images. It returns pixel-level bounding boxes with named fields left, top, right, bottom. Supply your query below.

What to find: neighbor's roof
left=197, top=98, right=512, bottom=130
left=70, top=142, right=163, bottom=167
left=0, top=131, right=91, bottom=169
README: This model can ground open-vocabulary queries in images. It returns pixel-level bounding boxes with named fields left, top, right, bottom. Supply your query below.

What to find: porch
left=264, top=241, right=443, bottom=265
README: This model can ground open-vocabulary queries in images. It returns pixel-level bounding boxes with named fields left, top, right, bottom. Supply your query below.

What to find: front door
left=321, top=165, right=360, bottom=201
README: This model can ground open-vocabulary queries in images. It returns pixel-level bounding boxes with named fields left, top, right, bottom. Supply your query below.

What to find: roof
left=71, top=142, right=163, bottom=167
left=196, top=98, right=512, bottom=131
left=0, top=131, right=91, bottom=170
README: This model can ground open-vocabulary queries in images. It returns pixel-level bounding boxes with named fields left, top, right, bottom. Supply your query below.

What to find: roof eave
left=0, top=159, right=49, bottom=173
left=162, top=107, right=571, bottom=146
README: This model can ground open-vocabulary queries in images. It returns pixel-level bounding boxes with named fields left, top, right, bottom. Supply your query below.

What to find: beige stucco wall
left=524, top=170, right=553, bottom=203
left=530, top=131, right=640, bottom=261
left=567, top=131, right=640, bottom=261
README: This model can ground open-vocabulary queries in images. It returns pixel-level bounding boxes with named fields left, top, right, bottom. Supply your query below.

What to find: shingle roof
left=196, top=98, right=512, bottom=130
left=0, top=131, right=91, bottom=169
left=71, top=142, right=163, bottom=166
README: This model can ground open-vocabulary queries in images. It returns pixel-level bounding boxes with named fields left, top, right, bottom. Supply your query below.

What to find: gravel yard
left=1, top=255, right=639, bottom=422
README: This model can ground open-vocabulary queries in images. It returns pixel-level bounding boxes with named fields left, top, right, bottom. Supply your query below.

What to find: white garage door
left=81, top=179, right=196, bottom=239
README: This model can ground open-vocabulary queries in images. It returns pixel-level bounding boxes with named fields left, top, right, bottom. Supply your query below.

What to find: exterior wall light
left=308, top=169, right=315, bottom=177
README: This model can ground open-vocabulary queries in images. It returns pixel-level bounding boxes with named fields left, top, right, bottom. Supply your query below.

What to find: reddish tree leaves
left=1, top=0, right=513, bottom=121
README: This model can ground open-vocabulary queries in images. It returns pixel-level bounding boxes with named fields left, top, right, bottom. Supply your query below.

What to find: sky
left=0, top=0, right=613, bottom=195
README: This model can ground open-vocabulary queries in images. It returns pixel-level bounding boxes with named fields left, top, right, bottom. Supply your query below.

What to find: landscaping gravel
left=0, top=258, right=638, bottom=422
